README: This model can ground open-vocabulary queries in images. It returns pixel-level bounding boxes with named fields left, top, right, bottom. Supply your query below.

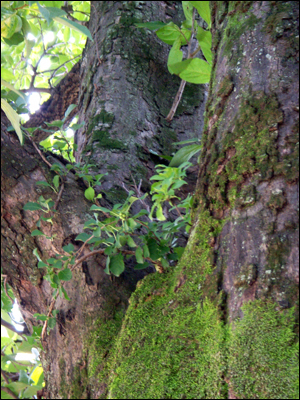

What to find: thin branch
left=1, top=386, right=18, bottom=399
left=54, top=183, right=65, bottom=211
left=27, top=135, right=53, bottom=167
left=166, top=8, right=197, bottom=122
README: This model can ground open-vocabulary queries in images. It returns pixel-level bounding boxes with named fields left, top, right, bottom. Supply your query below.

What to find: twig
left=166, top=8, right=197, bottom=122
left=54, top=183, right=65, bottom=211
left=27, top=135, right=53, bottom=167
left=1, top=386, right=18, bottom=399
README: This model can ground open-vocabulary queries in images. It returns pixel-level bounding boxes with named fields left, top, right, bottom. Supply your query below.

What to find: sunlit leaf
left=53, top=17, right=93, bottom=41
left=1, top=98, right=23, bottom=144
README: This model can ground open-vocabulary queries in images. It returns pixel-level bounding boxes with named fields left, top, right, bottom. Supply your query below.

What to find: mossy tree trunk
left=105, top=2, right=299, bottom=399
left=1, top=2, right=206, bottom=399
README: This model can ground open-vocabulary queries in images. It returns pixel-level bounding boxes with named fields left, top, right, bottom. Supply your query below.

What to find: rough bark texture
left=103, top=1, right=299, bottom=399
left=1, top=1, right=206, bottom=399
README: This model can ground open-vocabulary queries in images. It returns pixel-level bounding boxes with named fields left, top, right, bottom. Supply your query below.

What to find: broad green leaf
left=3, top=31, right=24, bottom=45
left=156, top=205, right=166, bottom=221
left=90, top=205, right=111, bottom=213
left=135, top=21, right=167, bottom=31
left=62, top=243, right=74, bottom=254
left=48, top=317, right=56, bottom=329
left=23, top=202, right=45, bottom=211
left=34, top=313, right=47, bottom=321
left=156, top=22, right=182, bottom=45
left=31, top=229, right=46, bottom=237
left=64, top=103, right=77, bottom=118
left=182, top=1, right=194, bottom=21
left=147, top=238, right=160, bottom=260
left=1, top=68, right=14, bottom=81
left=36, top=181, right=51, bottom=188
left=168, top=37, right=183, bottom=74
left=110, top=253, right=125, bottom=276
left=169, top=143, right=201, bottom=167
left=84, top=187, right=95, bottom=201
left=52, top=175, right=60, bottom=190
left=192, top=1, right=211, bottom=28
left=180, top=58, right=211, bottom=83
left=127, top=236, right=136, bottom=247
left=134, top=262, right=149, bottom=270
left=1, top=79, right=25, bottom=99
left=135, top=246, right=144, bottom=264
left=75, top=232, right=93, bottom=242
left=58, top=268, right=72, bottom=281
left=196, top=27, right=212, bottom=64
left=38, top=261, right=48, bottom=268
left=1, top=14, right=22, bottom=38
left=1, top=98, right=23, bottom=144
left=43, top=6, right=66, bottom=18
left=143, top=244, right=150, bottom=258
left=54, top=17, right=93, bottom=41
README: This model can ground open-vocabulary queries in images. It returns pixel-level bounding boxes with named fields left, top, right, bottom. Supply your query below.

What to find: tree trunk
left=1, top=1, right=205, bottom=399
left=1, top=1, right=298, bottom=399
left=103, top=1, right=299, bottom=399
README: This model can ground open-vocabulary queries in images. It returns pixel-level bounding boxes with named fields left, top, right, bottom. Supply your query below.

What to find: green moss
left=229, top=300, right=299, bottom=399
left=103, top=187, right=128, bottom=205
left=200, top=91, right=285, bottom=210
left=106, top=208, right=228, bottom=399
left=93, top=130, right=128, bottom=151
left=86, top=309, right=125, bottom=399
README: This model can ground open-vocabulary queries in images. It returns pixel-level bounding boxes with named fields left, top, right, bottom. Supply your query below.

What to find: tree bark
left=1, top=1, right=206, bottom=398
left=104, top=2, right=299, bottom=399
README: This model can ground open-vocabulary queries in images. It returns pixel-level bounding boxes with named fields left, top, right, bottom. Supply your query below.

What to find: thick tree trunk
left=104, top=2, right=299, bottom=399
left=1, top=1, right=206, bottom=399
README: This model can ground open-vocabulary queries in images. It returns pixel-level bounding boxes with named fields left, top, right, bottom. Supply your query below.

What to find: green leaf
left=62, top=243, right=74, bottom=254
left=1, top=98, right=23, bottom=144
left=64, top=103, right=77, bottom=118
left=147, top=238, right=160, bottom=260
left=58, top=268, right=72, bottom=281
left=169, top=143, right=201, bottom=167
left=48, top=317, right=56, bottom=329
left=104, top=256, right=110, bottom=274
left=104, top=246, right=115, bottom=256
left=168, top=37, right=183, bottom=74
left=135, top=21, right=167, bottom=31
left=192, top=1, right=211, bottom=28
left=156, top=205, right=166, bottom=221
left=75, top=232, right=93, bottom=242
left=134, top=262, right=149, bottom=270
left=143, top=244, right=150, bottom=258
left=83, top=218, right=97, bottom=228
left=33, top=248, right=42, bottom=262
left=34, top=313, right=47, bottom=321
left=52, top=175, right=60, bottom=190
left=84, top=187, right=95, bottom=201
left=196, top=27, right=212, bottom=64
left=135, top=246, right=144, bottom=264
left=90, top=205, right=111, bottom=213
left=53, top=17, right=93, bottom=41
left=1, top=68, right=14, bottom=81
left=156, top=22, right=182, bottom=45
left=182, top=1, right=194, bottom=21
left=109, top=253, right=125, bottom=277
left=61, top=287, right=70, bottom=301
left=172, top=58, right=211, bottom=83
left=31, top=229, right=46, bottom=237
left=36, top=181, right=51, bottom=188
left=38, top=261, right=48, bottom=268
left=23, top=202, right=45, bottom=211
left=127, top=236, right=136, bottom=247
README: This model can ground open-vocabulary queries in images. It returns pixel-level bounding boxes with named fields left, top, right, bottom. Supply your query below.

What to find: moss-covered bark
left=106, top=2, right=299, bottom=398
